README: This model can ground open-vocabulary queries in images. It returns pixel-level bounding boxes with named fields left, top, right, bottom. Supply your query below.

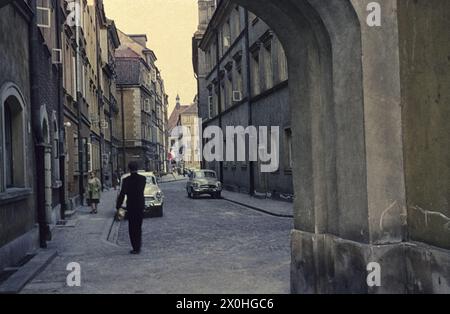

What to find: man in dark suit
left=116, top=162, right=147, bottom=254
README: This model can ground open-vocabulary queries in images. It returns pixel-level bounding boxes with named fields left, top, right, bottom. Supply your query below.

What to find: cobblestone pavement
left=21, top=181, right=292, bottom=294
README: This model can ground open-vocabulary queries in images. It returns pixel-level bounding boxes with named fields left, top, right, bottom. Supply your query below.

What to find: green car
left=186, top=170, right=222, bottom=199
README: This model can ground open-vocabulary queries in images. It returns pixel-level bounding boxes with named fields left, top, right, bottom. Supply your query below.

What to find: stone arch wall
left=233, top=0, right=368, bottom=241
left=230, top=0, right=424, bottom=293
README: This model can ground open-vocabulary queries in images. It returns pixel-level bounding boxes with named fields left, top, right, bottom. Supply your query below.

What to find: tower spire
left=176, top=94, right=180, bottom=109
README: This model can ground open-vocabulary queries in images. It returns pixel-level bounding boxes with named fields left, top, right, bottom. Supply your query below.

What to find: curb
left=0, top=249, right=57, bottom=294
left=223, top=197, right=294, bottom=218
left=159, top=178, right=187, bottom=184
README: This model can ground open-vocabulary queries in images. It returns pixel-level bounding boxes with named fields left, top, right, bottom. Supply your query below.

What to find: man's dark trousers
left=128, top=215, right=143, bottom=252
left=116, top=172, right=146, bottom=252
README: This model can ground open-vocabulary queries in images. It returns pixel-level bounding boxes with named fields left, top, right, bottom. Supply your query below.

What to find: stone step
left=0, top=249, right=57, bottom=294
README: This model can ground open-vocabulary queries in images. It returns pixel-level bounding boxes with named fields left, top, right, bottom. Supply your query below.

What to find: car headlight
left=156, top=192, right=162, bottom=200
left=216, top=182, right=222, bottom=188
left=193, top=182, right=199, bottom=188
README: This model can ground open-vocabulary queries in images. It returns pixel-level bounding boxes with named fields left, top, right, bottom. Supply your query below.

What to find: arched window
left=1, top=91, right=26, bottom=191
left=52, top=116, right=61, bottom=182
left=4, top=103, right=13, bottom=188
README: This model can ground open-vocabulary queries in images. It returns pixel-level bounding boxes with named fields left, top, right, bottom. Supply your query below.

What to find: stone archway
left=231, top=0, right=408, bottom=293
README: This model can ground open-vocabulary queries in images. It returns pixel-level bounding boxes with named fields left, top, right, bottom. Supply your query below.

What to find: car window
left=195, top=171, right=216, bottom=179
left=146, top=176, right=157, bottom=185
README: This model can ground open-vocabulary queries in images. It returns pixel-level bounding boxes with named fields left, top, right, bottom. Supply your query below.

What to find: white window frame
left=52, top=48, right=62, bottom=64
left=37, top=6, right=51, bottom=29
left=101, top=120, right=109, bottom=129
left=232, top=90, right=242, bottom=102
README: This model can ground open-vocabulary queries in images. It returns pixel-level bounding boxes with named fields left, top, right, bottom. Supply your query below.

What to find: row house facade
left=0, top=0, right=168, bottom=274
left=115, top=31, right=169, bottom=174
left=167, top=95, right=202, bottom=171
left=61, top=0, right=120, bottom=209
left=193, top=0, right=293, bottom=199
left=0, top=0, right=73, bottom=270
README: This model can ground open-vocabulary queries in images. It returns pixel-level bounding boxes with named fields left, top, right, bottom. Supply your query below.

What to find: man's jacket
left=116, top=173, right=146, bottom=217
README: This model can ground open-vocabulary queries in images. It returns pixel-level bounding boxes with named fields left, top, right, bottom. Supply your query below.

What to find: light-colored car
left=186, top=170, right=222, bottom=199
left=118, top=171, right=164, bottom=217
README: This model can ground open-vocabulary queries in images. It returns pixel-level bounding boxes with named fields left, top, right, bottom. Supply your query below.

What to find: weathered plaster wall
left=398, top=0, right=450, bottom=250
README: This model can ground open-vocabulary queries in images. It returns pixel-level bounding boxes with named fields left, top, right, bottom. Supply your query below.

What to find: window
left=83, top=138, right=89, bottom=173
left=222, top=20, right=231, bottom=55
left=285, top=128, right=293, bottom=171
left=250, top=47, right=261, bottom=96
left=73, top=133, right=79, bottom=173
left=37, top=5, right=51, bottom=28
left=233, top=52, right=243, bottom=97
left=233, top=6, right=241, bottom=40
left=220, top=82, right=225, bottom=112
left=52, top=49, right=62, bottom=64
left=2, top=92, right=26, bottom=190
left=263, top=42, right=274, bottom=90
left=226, top=74, right=233, bottom=108
left=278, top=42, right=288, bottom=82
left=72, top=56, right=77, bottom=98
left=144, top=98, right=151, bottom=113
left=208, top=95, right=213, bottom=119
left=4, top=104, right=13, bottom=187
left=53, top=119, right=60, bottom=181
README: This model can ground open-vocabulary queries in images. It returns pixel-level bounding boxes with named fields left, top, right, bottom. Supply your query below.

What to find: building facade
left=170, top=96, right=202, bottom=171
left=0, top=1, right=37, bottom=271
left=1, top=0, right=129, bottom=273
left=193, top=0, right=293, bottom=199
left=115, top=31, right=168, bottom=173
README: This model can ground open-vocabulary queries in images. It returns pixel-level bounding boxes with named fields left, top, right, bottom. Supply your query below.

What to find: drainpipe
left=109, top=77, right=114, bottom=186
left=244, top=9, right=255, bottom=196
left=75, top=0, right=84, bottom=206
left=120, top=88, right=126, bottom=171
left=56, top=0, right=67, bottom=220
left=215, top=29, right=224, bottom=183
left=95, top=5, right=104, bottom=191
left=29, top=0, right=49, bottom=248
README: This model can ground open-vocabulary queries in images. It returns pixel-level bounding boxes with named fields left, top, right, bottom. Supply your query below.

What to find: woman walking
left=88, top=171, right=101, bottom=214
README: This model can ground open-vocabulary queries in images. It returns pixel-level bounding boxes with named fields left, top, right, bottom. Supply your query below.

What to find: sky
left=103, top=0, right=199, bottom=114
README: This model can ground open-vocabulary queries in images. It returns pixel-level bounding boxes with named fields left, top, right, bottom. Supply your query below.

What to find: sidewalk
left=159, top=173, right=187, bottom=183
left=20, top=189, right=122, bottom=293
left=221, top=190, right=293, bottom=218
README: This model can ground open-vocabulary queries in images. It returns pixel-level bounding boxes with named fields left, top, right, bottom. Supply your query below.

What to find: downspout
left=215, top=29, right=223, bottom=183
left=76, top=0, right=84, bottom=206
left=120, top=88, right=126, bottom=171
left=109, top=75, right=114, bottom=186
left=95, top=5, right=104, bottom=191
left=29, top=0, right=49, bottom=248
left=56, top=0, right=67, bottom=220
left=244, top=9, right=254, bottom=196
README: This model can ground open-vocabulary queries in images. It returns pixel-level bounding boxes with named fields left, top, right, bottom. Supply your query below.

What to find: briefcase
left=115, top=208, right=127, bottom=221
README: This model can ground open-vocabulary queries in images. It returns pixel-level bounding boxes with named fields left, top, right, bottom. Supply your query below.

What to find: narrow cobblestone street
left=21, top=180, right=292, bottom=294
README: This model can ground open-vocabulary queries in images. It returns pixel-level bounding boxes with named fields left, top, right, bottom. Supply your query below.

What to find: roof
left=115, top=46, right=142, bottom=59
left=182, top=103, right=198, bottom=115
left=168, top=104, right=190, bottom=132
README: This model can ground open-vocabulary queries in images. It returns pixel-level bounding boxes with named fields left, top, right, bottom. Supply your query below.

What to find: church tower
left=176, top=94, right=181, bottom=109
